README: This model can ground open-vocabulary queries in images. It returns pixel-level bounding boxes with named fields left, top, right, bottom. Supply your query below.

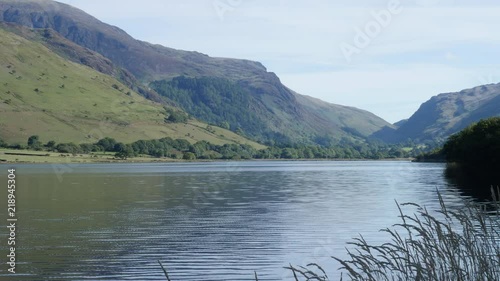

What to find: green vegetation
left=443, top=117, right=500, bottom=170
left=413, top=147, right=446, bottom=162
left=1, top=2, right=397, bottom=148
left=415, top=117, right=500, bottom=196
left=1, top=135, right=418, bottom=163
left=164, top=107, right=189, bottom=123
left=1, top=1, right=394, bottom=146
left=416, top=117, right=500, bottom=165
left=0, top=26, right=262, bottom=148
left=27, top=135, right=42, bottom=150
left=159, top=192, right=500, bottom=280
left=0, top=148, right=177, bottom=163
left=151, top=76, right=392, bottom=146
left=151, top=76, right=272, bottom=141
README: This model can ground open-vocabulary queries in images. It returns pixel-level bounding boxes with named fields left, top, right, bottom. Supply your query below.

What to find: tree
left=219, top=121, right=230, bottom=130
left=0, top=138, right=6, bottom=148
left=113, top=142, right=127, bottom=153
left=114, top=143, right=135, bottom=159
left=114, top=142, right=135, bottom=160
left=173, top=139, right=191, bottom=151
left=27, top=135, right=42, bottom=150
left=443, top=117, right=500, bottom=164
left=183, top=152, right=196, bottom=160
left=443, top=117, right=500, bottom=169
left=96, top=137, right=117, bottom=151
left=45, top=140, right=57, bottom=149
left=281, top=148, right=298, bottom=159
left=164, top=108, right=189, bottom=123
left=236, top=127, right=244, bottom=135
left=56, top=143, right=81, bottom=155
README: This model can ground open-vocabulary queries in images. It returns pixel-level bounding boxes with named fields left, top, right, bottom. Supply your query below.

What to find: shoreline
left=0, top=149, right=415, bottom=165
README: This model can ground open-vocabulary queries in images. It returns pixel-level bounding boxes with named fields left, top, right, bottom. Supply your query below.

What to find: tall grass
left=160, top=188, right=500, bottom=280
left=333, top=188, right=499, bottom=281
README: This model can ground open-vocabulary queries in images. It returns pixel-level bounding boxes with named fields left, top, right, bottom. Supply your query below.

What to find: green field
left=0, top=148, right=187, bottom=164
left=0, top=27, right=264, bottom=149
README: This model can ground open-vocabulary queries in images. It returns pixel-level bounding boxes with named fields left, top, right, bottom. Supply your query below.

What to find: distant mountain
left=393, top=119, right=408, bottom=129
left=0, top=24, right=263, bottom=148
left=374, top=83, right=500, bottom=142
left=0, top=0, right=393, bottom=145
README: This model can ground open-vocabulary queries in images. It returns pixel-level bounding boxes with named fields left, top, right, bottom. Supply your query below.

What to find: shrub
left=56, top=143, right=81, bottom=154
left=165, top=109, right=189, bottom=123
left=9, top=143, right=26, bottom=150
left=182, top=152, right=196, bottom=160
left=45, top=140, right=57, bottom=149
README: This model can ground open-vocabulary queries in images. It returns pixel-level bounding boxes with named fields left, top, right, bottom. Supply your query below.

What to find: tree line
left=415, top=117, right=500, bottom=197
left=416, top=117, right=500, bottom=169
left=442, top=117, right=500, bottom=170
left=0, top=135, right=418, bottom=160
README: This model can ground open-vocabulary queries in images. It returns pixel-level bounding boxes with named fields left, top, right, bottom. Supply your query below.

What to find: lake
left=0, top=161, right=473, bottom=280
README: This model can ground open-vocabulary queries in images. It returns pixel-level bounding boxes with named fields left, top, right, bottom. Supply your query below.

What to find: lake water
left=0, top=161, right=474, bottom=280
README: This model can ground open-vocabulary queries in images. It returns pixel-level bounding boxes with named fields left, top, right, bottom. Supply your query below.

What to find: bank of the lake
left=0, top=148, right=415, bottom=164
left=0, top=148, right=185, bottom=164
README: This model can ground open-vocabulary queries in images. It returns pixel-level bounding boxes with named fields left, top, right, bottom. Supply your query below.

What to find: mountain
left=0, top=23, right=264, bottom=148
left=393, top=119, right=408, bottom=129
left=0, top=0, right=393, bottom=145
left=375, top=83, right=500, bottom=142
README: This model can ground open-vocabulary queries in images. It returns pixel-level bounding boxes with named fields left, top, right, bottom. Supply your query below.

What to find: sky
left=56, top=0, right=500, bottom=123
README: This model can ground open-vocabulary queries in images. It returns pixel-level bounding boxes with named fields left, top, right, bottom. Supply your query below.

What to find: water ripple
left=0, top=161, right=471, bottom=280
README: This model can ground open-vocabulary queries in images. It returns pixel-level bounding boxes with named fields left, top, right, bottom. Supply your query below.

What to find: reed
left=332, top=187, right=499, bottom=281
left=160, top=188, right=500, bottom=280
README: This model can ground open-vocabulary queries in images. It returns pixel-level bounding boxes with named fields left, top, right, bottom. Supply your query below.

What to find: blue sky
left=57, top=0, right=500, bottom=123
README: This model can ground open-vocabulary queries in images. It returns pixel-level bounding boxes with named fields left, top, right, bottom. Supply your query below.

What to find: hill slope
left=374, top=83, right=500, bottom=142
left=0, top=0, right=393, bottom=145
left=0, top=25, right=264, bottom=148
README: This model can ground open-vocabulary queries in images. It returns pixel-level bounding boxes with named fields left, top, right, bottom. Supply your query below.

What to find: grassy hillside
left=0, top=22, right=165, bottom=105
left=0, top=27, right=264, bottom=149
left=0, top=0, right=393, bottom=145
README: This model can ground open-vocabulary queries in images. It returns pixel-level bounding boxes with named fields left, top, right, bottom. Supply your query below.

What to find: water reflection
left=444, top=163, right=500, bottom=202
left=0, top=161, right=472, bottom=280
